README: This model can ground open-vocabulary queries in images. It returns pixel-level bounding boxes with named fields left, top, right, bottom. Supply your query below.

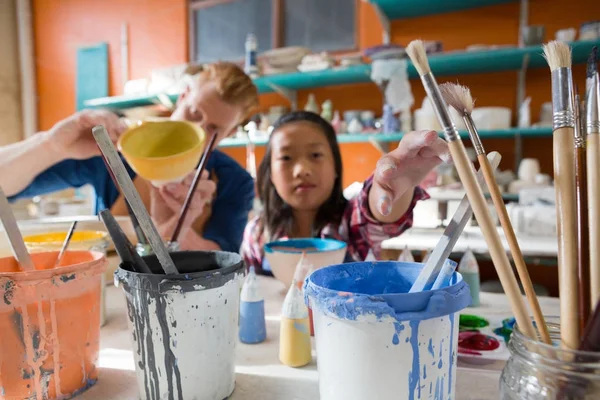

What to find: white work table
left=80, top=262, right=560, bottom=400
left=382, top=226, right=558, bottom=258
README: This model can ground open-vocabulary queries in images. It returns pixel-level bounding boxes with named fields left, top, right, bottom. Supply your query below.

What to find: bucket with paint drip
left=305, top=261, right=471, bottom=400
left=114, top=251, right=244, bottom=400
left=0, top=250, right=107, bottom=399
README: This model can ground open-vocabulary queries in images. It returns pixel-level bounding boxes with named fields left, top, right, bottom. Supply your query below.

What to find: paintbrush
left=586, top=47, right=600, bottom=311
left=94, top=142, right=148, bottom=247
left=543, top=41, right=580, bottom=349
left=406, top=39, right=537, bottom=340
left=92, top=125, right=178, bottom=275
left=573, top=85, right=591, bottom=334
left=439, top=82, right=551, bottom=345
left=99, top=209, right=152, bottom=274
left=580, top=299, right=600, bottom=352
left=409, top=151, right=502, bottom=293
left=170, top=130, right=219, bottom=243
left=0, top=186, right=34, bottom=271
left=54, top=221, right=77, bottom=267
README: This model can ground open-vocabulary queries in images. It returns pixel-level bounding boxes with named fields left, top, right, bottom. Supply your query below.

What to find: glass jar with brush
left=500, top=316, right=600, bottom=399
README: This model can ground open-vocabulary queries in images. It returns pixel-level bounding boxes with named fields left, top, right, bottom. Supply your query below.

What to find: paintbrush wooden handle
left=0, top=186, right=34, bottom=271
left=553, top=127, right=580, bottom=349
left=449, top=140, right=536, bottom=339
left=575, top=146, right=591, bottom=333
left=588, top=134, right=600, bottom=310
left=478, top=154, right=551, bottom=344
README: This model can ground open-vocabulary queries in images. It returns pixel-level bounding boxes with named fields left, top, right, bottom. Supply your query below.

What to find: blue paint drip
left=429, top=382, right=433, bottom=395
left=438, top=358, right=443, bottom=369
left=441, top=377, right=445, bottom=400
left=428, top=338, right=434, bottom=357
left=448, top=313, right=455, bottom=395
left=392, top=321, right=405, bottom=345
left=293, top=321, right=309, bottom=334
left=408, top=320, right=421, bottom=400
left=406, top=337, right=410, bottom=343
left=423, top=364, right=427, bottom=379
left=435, top=378, right=441, bottom=400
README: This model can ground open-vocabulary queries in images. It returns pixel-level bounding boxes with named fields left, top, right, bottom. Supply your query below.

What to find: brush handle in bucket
left=448, top=140, right=536, bottom=340
left=553, top=127, right=580, bottom=349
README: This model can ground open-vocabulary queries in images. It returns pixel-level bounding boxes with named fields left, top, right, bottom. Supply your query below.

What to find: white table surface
left=79, top=260, right=560, bottom=400
left=382, top=226, right=558, bottom=257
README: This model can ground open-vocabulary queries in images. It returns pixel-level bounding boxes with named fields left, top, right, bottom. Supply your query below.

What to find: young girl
left=242, top=111, right=449, bottom=274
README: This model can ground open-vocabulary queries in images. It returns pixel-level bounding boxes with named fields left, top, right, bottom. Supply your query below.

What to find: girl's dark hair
left=256, top=111, right=347, bottom=239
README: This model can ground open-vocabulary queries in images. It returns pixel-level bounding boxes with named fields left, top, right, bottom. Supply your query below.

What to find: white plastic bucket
left=305, top=261, right=471, bottom=400
left=115, top=251, right=244, bottom=400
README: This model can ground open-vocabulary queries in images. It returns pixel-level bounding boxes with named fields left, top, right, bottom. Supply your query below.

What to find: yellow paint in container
left=23, top=230, right=109, bottom=253
left=279, top=281, right=312, bottom=367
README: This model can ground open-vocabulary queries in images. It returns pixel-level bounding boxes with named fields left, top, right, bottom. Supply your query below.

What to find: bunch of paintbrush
left=406, top=39, right=537, bottom=341
left=92, top=125, right=179, bottom=275
left=542, top=42, right=600, bottom=350
left=439, top=83, right=551, bottom=345
left=170, top=129, right=219, bottom=243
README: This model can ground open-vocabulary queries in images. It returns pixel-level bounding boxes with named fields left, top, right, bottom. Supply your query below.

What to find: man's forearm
left=0, top=132, right=64, bottom=196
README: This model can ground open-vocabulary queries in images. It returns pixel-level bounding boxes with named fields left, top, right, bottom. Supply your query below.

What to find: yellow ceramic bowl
left=23, top=230, right=109, bottom=253
left=118, top=120, right=206, bottom=185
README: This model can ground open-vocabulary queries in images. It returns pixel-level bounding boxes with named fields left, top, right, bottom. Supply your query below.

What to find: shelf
left=84, top=92, right=179, bottom=110
left=368, top=0, right=515, bottom=20
left=83, top=39, right=600, bottom=110
left=219, top=127, right=552, bottom=148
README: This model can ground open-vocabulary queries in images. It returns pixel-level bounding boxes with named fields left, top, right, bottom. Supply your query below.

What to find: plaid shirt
left=241, top=175, right=429, bottom=273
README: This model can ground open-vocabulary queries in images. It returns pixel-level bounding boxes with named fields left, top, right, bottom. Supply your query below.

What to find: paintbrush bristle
left=543, top=41, right=572, bottom=71
left=439, top=83, right=475, bottom=115
left=406, top=40, right=430, bottom=76
left=588, top=47, right=598, bottom=79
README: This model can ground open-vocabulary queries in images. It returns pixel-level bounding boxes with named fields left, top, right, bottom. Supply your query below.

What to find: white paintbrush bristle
left=406, top=40, right=430, bottom=76
left=542, top=40, right=572, bottom=71
left=439, top=83, right=475, bottom=114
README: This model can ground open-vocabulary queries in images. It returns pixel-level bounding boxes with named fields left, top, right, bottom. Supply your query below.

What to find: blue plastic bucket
left=305, top=261, right=471, bottom=400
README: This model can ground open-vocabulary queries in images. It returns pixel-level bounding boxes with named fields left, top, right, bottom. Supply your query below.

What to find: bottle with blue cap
left=239, top=266, right=267, bottom=344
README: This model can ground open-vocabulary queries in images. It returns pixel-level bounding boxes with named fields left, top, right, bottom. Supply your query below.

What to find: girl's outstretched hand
left=369, top=130, right=451, bottom=222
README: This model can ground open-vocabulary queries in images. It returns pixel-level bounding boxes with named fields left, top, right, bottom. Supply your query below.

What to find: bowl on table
left=118, top=120, right=206, bottom=186
left=264, top=238, right=347, bottom=287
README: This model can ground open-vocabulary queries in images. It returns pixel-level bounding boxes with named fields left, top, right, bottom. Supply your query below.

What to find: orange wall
left=33, top=0, right=593, bottom=187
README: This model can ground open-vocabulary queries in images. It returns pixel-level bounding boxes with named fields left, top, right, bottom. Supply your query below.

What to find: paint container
left=458, top=250, right=480, bottom=307
left=279, top=279, right=312, bottom=367
left=0, top=250, right=107, bottom=399
left=239, top=266, right=267, bottom=344
left=305, top=261, right=471, bottom=400
left=23, top=230, right=110, bottom=326
left=114, top=250, right=244, bottom=400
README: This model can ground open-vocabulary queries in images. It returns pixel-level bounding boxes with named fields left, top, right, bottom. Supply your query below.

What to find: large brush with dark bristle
left=440, top=82, right=551, bottom=345
left=543, top=40, right=579, bottom=349
left=406, top=39, right=537, bottom=341
left=587, top=46, right=600, bottom=311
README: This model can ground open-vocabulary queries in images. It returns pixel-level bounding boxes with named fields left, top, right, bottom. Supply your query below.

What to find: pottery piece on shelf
left=331, top=111, right=342, bottom=134
left=321, top=100, right=333, bottom=122
left=347, top=118, right=363, bottom=134
left=304, top=94, right=320, bottom=114
left=382, top=104, right=399, bottom=133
